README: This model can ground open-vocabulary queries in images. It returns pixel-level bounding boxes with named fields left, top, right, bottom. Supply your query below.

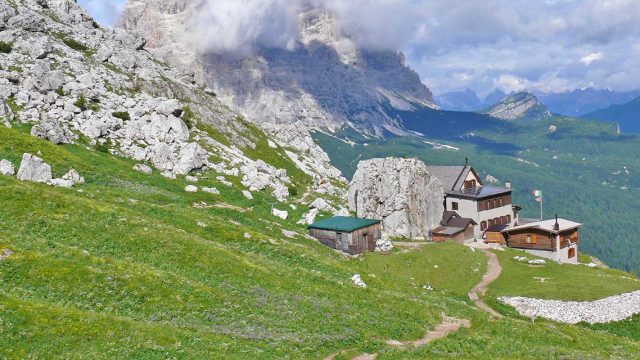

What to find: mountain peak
left=119, top=0, right=437, bottom=135
left=485, top=92, right=551, bottom=120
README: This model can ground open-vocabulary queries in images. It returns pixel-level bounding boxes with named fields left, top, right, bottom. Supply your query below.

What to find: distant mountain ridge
left=536, top=88, right=640, bottom=117
left=484, top=92, right=551, bottom=120
left=437, top=88, right=640, bottom=118
left=583, top=96, right=640, bottom=133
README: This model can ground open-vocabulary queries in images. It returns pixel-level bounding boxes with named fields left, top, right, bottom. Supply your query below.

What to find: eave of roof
left=446, top=186, right=512, bottom=200
left=432, top=226, right=466, bottom=236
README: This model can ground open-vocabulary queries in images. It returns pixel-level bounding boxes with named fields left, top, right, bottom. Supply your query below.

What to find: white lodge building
left=427, top=165, right=515, bottom=239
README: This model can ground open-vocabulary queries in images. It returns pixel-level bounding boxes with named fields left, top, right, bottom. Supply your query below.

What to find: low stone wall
left=499, top=291, right=640, bottom=324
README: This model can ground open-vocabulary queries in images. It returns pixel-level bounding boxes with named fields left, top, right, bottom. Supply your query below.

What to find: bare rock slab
left=17, top=153, right=52, bottom=183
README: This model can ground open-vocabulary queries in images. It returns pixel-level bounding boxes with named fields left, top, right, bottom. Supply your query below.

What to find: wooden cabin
left=501, top=217, right=581, bottom=264
left=308, top=216, right=382, bottom=255
left=485, top=224, right=509, bottom=244
left=431, top=211, right=476, bottom=243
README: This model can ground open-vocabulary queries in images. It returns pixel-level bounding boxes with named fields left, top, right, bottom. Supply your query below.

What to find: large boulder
left=16, top=153, right=52, bottom=183
left=348, top=157, right=444, bottom=239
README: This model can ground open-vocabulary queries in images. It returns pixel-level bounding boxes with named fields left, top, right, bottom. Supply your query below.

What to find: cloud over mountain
left=184, top=0, right=424, bottom=54
left=83, top=0, right=640, bottom=95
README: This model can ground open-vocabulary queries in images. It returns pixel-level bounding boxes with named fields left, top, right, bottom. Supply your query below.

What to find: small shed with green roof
left=308, top=216, right=382, bottom=255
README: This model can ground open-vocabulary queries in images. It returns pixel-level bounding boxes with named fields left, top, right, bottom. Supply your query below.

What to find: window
left=481, top=221, right=487, bottom=231
left=526, top=235, right=532, bottom=244
left=507, top=215, right=511, bottom=223
left=568, top=248, right=576, bottom=258
left=452, top=202, right=459, bottom=211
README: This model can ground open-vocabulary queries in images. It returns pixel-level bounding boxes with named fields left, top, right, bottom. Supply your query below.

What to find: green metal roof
left=308, top=216, right=381, bottom=232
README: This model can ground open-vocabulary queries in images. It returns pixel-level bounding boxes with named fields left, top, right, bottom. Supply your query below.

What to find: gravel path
left=468, top=249, right=504, bottom=319
left=499, top=291, right=640, bottom=324
left=324, top=315, right=470, bottom=360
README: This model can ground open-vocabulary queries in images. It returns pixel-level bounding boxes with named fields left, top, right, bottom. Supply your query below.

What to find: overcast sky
left=79, top=0, right=640, bottom=97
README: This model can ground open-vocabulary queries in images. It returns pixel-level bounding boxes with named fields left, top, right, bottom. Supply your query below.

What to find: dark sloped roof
left=440, top=211, right=460, bottom=226
left=308, top=216, right=381, bottom=232
left=447, top=186, right=511, bottom=199
left=448, top=217, right=477, bottom=228
left=486, top=224, right=509, bottom=232
left=427, top=166, right=467, bottom=191
left=440, top=211, right=476, bottom=228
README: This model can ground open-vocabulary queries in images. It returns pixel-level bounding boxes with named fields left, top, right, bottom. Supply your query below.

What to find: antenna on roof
left=554, top=214, right=560, bottom=231
left=465, top=157, right=468, bottom=166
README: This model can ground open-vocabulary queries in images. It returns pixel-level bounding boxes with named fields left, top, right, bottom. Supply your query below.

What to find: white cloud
left=580, top=52, right=603, bottom=65
left=187, top=0, right=302, bottom=55
left=78, top=0, right=640, bottom=94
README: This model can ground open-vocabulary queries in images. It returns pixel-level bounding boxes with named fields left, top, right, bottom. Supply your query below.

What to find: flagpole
left=540, top=196, right=543, bottom=220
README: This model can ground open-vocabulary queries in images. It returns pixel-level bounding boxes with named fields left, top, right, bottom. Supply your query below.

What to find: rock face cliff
left=0, top=0, right=346, bottom=205
left=118, top=1, right=437, bottom=136
left=348, top=158, right=444, bottom=239
left=485, top=92, right=551, bottom=120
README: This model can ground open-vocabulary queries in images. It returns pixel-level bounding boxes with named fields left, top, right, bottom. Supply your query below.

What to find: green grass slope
left=2, top=125, right=640, bottom=358
left=489, top=248, right=640, bottom=301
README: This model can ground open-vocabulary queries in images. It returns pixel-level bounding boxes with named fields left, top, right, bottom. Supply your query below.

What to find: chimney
left=554, top=214, right=560, bottom=231
left=505, top=180, right=512, bottom=189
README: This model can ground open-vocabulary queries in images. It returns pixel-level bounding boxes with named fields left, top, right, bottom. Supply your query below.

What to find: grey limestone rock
left=0, top=159, right=15, bottom=176
left=348, top=157, right=444, bottom=238
left=31, top=118, right=76, bottom=144
left=17, top=153, right=52, bottom=183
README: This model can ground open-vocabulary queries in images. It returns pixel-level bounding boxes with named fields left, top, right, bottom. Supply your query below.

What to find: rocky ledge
left=499, top=290, right=640, bottom=324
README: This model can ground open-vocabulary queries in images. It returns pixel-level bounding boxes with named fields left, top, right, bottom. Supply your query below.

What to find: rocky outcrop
left=348, top=158, right=444, bottom=238
left=30, top=117, right=76, bottom=144
left=485, top=92, right=551, bottom=120
left=2, top=0, right=348, bottom=205
left=16, top=153, right=52, bottom=183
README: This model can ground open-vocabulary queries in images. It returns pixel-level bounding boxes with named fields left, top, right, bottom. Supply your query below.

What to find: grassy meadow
left=1, top=124, right=640, bottom=358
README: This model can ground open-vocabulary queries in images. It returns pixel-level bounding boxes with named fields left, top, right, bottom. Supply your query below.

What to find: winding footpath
left=325, top=248, right=503, bottom=360
left=468, top=249, right=504, bottom=319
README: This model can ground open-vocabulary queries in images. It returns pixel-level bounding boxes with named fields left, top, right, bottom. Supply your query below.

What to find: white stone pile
left=499, top=291, right=640, bottom=324
left=375, top=238, right=394, bottom=253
